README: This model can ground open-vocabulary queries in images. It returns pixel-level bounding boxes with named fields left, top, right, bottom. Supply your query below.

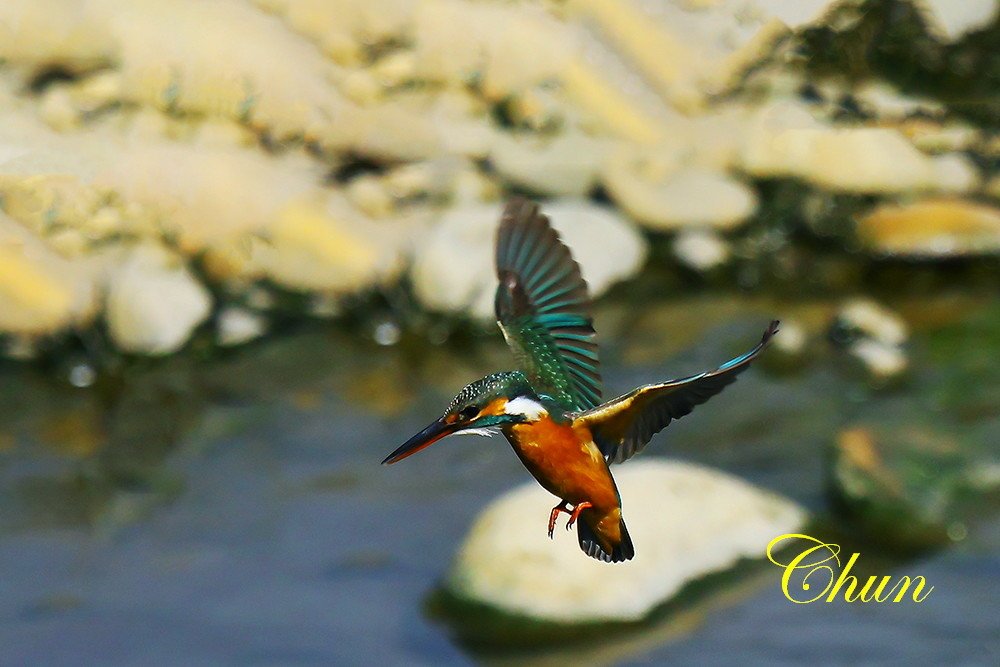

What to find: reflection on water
left=0, top=293, right=997, bottom=664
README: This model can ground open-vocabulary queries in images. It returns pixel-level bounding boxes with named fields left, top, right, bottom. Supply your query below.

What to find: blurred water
left=0, top=296, right=997, bottom=665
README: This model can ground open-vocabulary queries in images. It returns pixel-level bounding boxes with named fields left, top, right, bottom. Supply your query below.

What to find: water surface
left=0, top=295, right=997, bottom=665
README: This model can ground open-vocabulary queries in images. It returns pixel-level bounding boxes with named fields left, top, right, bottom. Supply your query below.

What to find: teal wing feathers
left=577, top=321, right=779, bottom=463
left=494, top=198, right=602, bottom=411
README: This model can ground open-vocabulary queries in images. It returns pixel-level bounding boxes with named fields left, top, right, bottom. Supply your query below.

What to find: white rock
left=805, top=129, right=972, bottom=194
left=39, top=85, right=82, bottom=132
left=681, top=107, right=747, bottom=170
left=346, top=175, right=394, bottom=218
left=850, top=339, right=908, bottom=380
left=98, top=143, right=319, bottom=251
left=413, top=0, right=574, bottom=95
left=216, top=306, right=266, bottom=347
left=571, top=0, right=794, bottom=107
left=838, top=298, right=908, bottom=346
left=905, top=121, right=979, bottom=153
left=248, top=193, right=406, bottom=293
left=256, top=0, right=413, bottom=66
left=411, top=199, right=647, bottom=319
left=854, top=80, right=944, bottom=119
left=606, top=158, right=757, bottom=229
left=451, top=168, right=500, bottom=204
left=342, top=100, right=446, bottom=161
left=672, top=230, right=730, bottom=270
left=929, top=153, right=979, bottom=193
left=919, top=0, right=998, bottom=42
left=772, top=318, right=806, bottom=355
left=0, top=0, right=113, bottom=69
left=544, top=199, right=648, bottom=298
left=446, top=460, right=807, bottom=623
left=193, top=120, right=257, bottom=148
left=383, top=157, right=490, bottom=202
left=411, top=206, right=497, bottom=318
left=109, top=0, right=353, bottom=143
left=68, top=70, right=123, bottom=114
left=0, top=215, right=101, bottom=335
left=744, top=0, right=843, bottom=29
left=431, top=94, right=499, bottom=159
left=106, top=245, right=212, bottom=355
left=740, top=104, right=977, bottom=194
left=738, top=100, right=825, bottom=177
left=371, top=49, right=417, bottom=88
left=489, top=132, right=607, bottom=196
left=502, top=88, right=569, bottom=132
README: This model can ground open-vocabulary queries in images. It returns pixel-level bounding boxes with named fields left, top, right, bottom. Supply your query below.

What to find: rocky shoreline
left=0, top=0, right=996, bottom=359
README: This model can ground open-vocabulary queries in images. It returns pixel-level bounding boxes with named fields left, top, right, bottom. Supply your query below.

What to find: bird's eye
left=458, top=406, right=479, bottom=421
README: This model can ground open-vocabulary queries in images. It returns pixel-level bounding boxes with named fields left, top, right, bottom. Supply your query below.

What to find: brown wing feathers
left=582, top=321, right=779, bottom=464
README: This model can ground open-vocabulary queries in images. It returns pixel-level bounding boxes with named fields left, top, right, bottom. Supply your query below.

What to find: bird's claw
left=548, top=501, right=594, bottom=537
left=566, top=501, right=593, bottom=531
left=547, top=501, right=571, bottom=539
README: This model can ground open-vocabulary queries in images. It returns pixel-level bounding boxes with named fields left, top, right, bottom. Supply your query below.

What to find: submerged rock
left=830, top=426, right=995, bottom=551
left=444, top=460, right=806, bottom=623
left=848, top=339, right=909, bottom=381
left=770, top=317, right=807, bottom=356
left=831, top=299, right=909, bottom=381
left=836, top=299, right=908, bottom=347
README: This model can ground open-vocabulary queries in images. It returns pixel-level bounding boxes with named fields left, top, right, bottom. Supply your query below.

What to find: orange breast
left=505, top=417, right=619, bottom=511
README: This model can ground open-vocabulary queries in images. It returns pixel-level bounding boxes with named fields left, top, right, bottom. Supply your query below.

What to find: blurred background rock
left=0, top=0, right=996, bottom=664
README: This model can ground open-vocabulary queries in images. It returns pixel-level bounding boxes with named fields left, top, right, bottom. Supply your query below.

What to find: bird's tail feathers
left=577, top=515, right=634, bottom=563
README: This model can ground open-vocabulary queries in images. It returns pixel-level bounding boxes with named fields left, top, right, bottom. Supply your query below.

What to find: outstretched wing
left=577, top=321, right=779, bottom=463
left=494, top=197, right=601, bottom=411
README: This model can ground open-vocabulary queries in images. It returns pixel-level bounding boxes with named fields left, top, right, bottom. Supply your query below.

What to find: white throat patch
left=452, top=428, right=496, bottom=438
left=503, top=396, right=548, bottom=420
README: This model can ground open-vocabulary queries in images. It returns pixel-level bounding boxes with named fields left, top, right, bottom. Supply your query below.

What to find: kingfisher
left=383, top=198, right=778, bottom=563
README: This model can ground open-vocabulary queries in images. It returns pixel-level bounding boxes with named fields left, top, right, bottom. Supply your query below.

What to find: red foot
left=566, top=501, right=594, bottom=531
left=548, top=501, right=571, bottom=539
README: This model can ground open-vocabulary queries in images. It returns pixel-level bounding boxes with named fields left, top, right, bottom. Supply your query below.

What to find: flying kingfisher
left=383, top=198, right=778, bottom=563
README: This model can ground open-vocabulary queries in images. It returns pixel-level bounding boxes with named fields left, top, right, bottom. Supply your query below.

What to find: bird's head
left=382, top=371, right=544, bottom=464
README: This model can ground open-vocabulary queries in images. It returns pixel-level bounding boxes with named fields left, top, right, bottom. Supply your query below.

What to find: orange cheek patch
left=480, top=398, right=509, bottom=417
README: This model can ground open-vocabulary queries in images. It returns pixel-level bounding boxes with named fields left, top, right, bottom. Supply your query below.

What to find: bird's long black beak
left=382, top=418, right=459, bottom=465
